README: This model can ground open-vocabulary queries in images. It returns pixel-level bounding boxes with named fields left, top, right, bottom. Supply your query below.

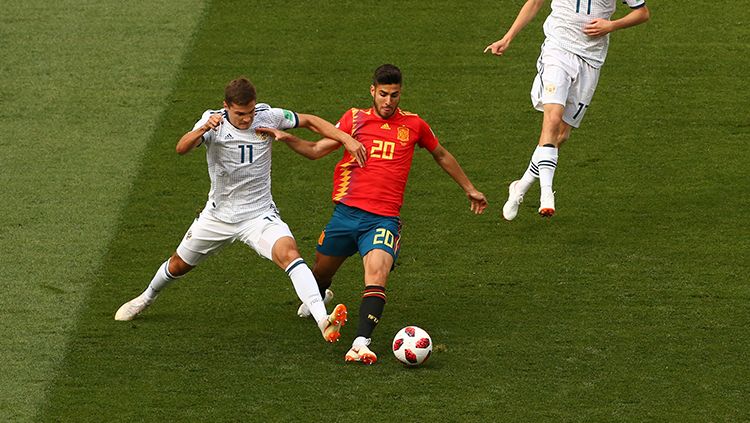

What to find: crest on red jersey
left=397, top=127, right=409, bottom=142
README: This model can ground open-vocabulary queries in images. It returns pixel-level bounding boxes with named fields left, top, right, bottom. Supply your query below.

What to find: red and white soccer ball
left=392, top=326, right=432, bottom=366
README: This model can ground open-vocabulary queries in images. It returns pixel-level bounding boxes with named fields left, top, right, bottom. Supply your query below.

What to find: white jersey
left=192, top=103, right=298, bottom=223
left=542, top=0, right=646, bottom=68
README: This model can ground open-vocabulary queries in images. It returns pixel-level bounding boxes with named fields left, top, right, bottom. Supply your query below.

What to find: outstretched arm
left=583, top=5, right=650, bottom=37
left=297, top=114, right=367, bottom=166
left=484, top=0, right=546, bottom=56
left=256, top=127, right=341, bottom=160
left=429, top=145, right=488, bottom=214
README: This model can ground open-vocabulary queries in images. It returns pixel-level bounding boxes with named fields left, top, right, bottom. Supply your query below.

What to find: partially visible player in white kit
left=115, top=77, right=368, bottom=345
left=485, top=0, right=650, bottom=219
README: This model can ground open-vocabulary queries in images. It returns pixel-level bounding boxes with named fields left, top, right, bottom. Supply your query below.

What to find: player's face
left=224, top=101, right=256, bottom=130
left=370, top=84, right=401, bottom=119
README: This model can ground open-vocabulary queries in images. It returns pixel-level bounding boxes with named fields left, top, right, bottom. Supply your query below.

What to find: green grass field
left=2, top=1, right=748, bottom=421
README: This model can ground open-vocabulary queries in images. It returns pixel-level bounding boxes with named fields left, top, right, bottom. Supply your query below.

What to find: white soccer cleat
left=114, top=295, right=153, bottom=321
left=344, top=344, right=377, bottom=365
left=297, top=289, right=334, bottom=318
left=502, top=180, right=524, bottom=221
left=321, top=303, right=347, bottom=343
left=539, top=191, right=556, bottom=217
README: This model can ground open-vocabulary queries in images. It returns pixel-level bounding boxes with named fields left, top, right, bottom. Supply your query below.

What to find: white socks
left=141, top=259, right=179, bottom=303
left=138, top=257, right=328, bottom=326
left=537, top=145, right=558, bottom=196
left=285, top=258, right=327, bottom=325
left=517, top=145, right=558, bottom=196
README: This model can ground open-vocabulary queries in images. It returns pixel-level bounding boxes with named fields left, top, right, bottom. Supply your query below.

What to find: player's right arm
left=256, top=127, right=341, bottom=160
left=176, top=113, right=222, bottom=155
left=583, top=4, right=650, bottom=37
left=484, top=0, right=546, bottom=56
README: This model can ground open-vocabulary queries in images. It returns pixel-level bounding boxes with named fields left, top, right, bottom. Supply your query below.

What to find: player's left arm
left=429, top=145, right=488, bottom=215
left=296, top=114, right=367, bottom=167
left=583, top=4, right=650, bottom=37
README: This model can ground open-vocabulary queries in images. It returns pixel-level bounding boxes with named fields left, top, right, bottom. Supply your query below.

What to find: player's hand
left=483, top=38, right=511, bottom=56
left=255, top=127, right=289, bottom=141
left=583, top=19, right=615, bottom=37
left=340, top=135, right=367, bottom=167
left=467, top=190, right=488, bottom=214
left=201, top=113, right=222, bottom=132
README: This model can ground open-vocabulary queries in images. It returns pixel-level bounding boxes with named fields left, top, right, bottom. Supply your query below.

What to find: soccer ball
left=392, top=326, right=432, bottom=366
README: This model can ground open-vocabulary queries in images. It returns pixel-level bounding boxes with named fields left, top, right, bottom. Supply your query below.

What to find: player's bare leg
left=556, top=120, right=572, bottom=148
left=344, top=249, right=391, bottom=364
left=311, top=252, right=348, bottom=296
left=114, top=253, right=192, bottom=321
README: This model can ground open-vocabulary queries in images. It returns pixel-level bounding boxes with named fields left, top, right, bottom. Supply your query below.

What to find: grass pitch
left=2, top=1, right=748, bottom=422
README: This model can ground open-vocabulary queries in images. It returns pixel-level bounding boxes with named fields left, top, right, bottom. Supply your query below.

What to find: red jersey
left=331, top=107, right=439, bottom=216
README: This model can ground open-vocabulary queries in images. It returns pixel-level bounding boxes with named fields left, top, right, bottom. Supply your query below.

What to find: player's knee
left=278, top=249, right=302, bottom=269
left=282, top=245, right=301, bottom=262
left=272, top=237, right=301, bottom=266
left=168, top=253, right=194, bottom=277
left=543, top=105, right=565, bottom=124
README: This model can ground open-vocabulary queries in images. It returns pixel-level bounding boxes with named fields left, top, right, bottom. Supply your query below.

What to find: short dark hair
left=224, top=77, right=257, bottom=106
left=372, top=64, right=402, bottom=86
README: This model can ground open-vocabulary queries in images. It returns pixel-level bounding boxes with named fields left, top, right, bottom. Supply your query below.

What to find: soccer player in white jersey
left=115, top=77, right=368, bottom=345
left=485, top=0, right=650, bottom=219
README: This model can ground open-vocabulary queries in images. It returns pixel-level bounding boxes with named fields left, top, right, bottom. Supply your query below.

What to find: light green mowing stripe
left=0, top=1, right=206, bottom=420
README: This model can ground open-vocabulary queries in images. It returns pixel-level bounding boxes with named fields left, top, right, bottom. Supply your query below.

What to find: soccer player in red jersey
left=258, top=64, right=488, bottom=364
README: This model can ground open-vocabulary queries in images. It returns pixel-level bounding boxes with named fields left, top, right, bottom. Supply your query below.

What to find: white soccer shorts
left=531, top=42, right=601, bottom=128
left=176, top=209, right=294, bottom=266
